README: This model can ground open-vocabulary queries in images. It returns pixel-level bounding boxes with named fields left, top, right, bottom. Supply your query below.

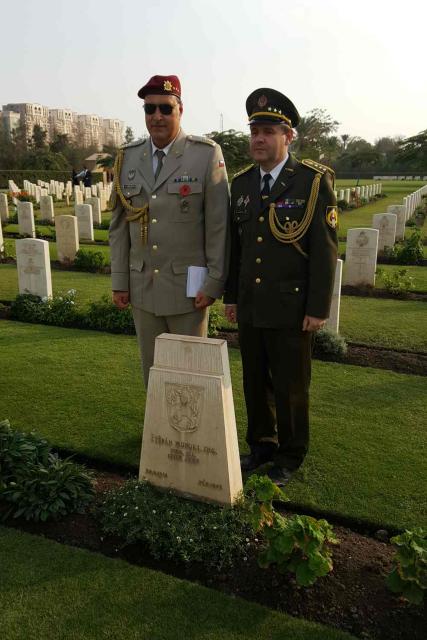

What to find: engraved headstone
left=86, top=197, right=101, bottom=225
left=325, top=259, right=343, bottom=334
left=75, top=204, right=94, bottom=241
left=344, top=228, right=378, bottom=287
left=139, top=334, right=243, bottom=505
left=74, top=187, right=83, bottom=205
left=0, top=193, right=9, bottom=222
left=39, top=195, right=54, bottom=223
left=16, top=238, right=52, bottom=298
left=387, top=205, right=406, bottom=240
left=55, top=215, right=79, bottom=263
left=344, top=188, right=351, bottom=204
left=372, top=213, right=397, bottom=253
left=17, top=201, right=36, bottom=238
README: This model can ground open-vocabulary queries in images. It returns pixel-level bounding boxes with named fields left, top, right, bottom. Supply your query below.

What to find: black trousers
left=238, top=322, right=313, bottom=470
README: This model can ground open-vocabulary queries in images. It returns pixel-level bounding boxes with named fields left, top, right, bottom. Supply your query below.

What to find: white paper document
left=186, top=266, right=208, bottom=297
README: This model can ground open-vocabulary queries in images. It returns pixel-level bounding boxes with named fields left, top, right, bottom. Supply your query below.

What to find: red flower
left=179, top=184, right=191, bottom=197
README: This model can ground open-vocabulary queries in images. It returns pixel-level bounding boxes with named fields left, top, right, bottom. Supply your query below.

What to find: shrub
left=376, top=268, right=415, bottom=295
left=386, top=528, right=427, bottom=605
left=98, top=219, right=111, bottom=230
left=0, top=420, right=94, bottom=522
left=208, top=304, right=222, bottom=337
left=10, top=291, right=82, bottom=327
left=386, top=230, right=424, bottom=265
left=74, top=249, right=108, bottom=272
left=245, top=475, right=339, bottom=586
left=313, top=328, right=347, bottom=359
left=85, top=295, right=135, bottom=334
left=99, top=479, right=251, bottom=570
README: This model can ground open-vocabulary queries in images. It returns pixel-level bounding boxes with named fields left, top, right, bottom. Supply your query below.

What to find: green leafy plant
left=313, top=328, right=347, bottom=359
left=244, top=475, right=339, bottom=586
left=0, top=420, right=94, bottom=522
left=74, top=249, right=108, bottom=272
left=385, top=230, right=424, bottom=265
left=10, top=291, right=82, bottom=327
left=376, top=268, right=415, bottom=295
left=85, top=295, right=135, bottom=334
left=99, top=479, right=251, bottom=570
left=208, top=304, right=222, bottom=337
left=386, top=528, right=427, bottom=604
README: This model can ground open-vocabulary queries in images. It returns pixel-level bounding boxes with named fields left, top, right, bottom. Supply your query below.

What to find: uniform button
left=152, top=245, right=158, bottom=250
left=152, top=218, right=157, bottom=223
left=285, top=216, right=290, bottom=221
left=152, top=194, right=157, bottom=199
left=258, top=216, right=264, bottom=222
left=295, top=287, right=299, bottom=292
left=255, top=258, right=261, bottom=264
left=257, top=236, right=263, bottom=243
left=154, top=269, right=159, bottom=274
left=255, top=277, right=261, bottom=284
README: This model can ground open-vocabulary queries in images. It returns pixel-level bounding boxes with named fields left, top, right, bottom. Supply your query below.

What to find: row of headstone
left=333, top=183, right=382, bottom=204
left=9, top=178, right=112, bottom=213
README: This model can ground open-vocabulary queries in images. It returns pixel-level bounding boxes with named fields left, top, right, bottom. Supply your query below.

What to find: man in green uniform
left=224, top=88, right=338, bottom=485
left=109, top=75, right=229, bottom=386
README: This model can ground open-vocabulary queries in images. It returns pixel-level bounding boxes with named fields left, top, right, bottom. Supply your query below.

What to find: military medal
left=244, top=195, right=250, bottom=207
left=128, top=169, right=136, bottom=181
left=181, top=199, right=189, bottom=213
left=237, top=196, right=244, bottom=207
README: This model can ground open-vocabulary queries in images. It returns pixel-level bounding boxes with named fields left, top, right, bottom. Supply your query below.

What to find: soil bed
left=2, top=470, right=425, bottom=640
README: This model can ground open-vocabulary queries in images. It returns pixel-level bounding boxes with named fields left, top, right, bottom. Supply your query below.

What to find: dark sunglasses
left=143, top=103, right=175, bottom=115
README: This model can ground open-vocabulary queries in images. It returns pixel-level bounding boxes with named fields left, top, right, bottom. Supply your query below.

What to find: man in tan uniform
left=109, top=75, right=229, bottom=386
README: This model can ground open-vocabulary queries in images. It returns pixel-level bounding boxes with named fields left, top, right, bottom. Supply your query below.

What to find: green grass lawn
left=0, top=263, right=425, bottom=350
left=3, top=237, right=111, bottom=262
left=3, top=222, right=109, bottom=242
left=0, top=528, right=355, bottom=640
left=1, top=321, right=425, bottom=531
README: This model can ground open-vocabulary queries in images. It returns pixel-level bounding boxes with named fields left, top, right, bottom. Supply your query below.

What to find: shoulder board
left=232, top=164, right=255, bottom=181
left=187, top=135, right=216, bottom=146
left=121, top=138, right=147, bottom=150
left=300, top=158, right=335, bottom=176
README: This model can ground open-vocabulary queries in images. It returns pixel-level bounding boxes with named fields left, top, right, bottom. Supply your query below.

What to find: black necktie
left=261, top=173, right=272, bottom=200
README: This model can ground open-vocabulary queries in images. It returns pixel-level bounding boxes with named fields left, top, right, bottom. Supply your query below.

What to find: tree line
left=0, top=111, right=425, bottom=177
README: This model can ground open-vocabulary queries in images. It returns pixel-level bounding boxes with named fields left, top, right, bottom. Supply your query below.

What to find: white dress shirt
left=259, top=153, right=289, bottom=190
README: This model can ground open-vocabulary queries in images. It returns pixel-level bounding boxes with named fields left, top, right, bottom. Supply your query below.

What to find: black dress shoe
left=240, top=449, right=275, bottom=472
left=266, top=465, right=293, bottom=486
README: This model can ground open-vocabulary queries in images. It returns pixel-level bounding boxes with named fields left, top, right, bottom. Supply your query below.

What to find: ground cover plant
left=386, top=528, right=427, bottom=604
left=0, top=321, right=425, bottom=531
left=0, top=527, right=357, bottom=640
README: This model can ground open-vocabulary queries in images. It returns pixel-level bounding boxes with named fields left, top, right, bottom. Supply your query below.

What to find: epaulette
left=121, top=138, right=147, bottom=150
left=300, top=158, right=335, bottom=176
left=231, top=164, right=255, bottom=181
left=187, top=134, right=216, bottom=146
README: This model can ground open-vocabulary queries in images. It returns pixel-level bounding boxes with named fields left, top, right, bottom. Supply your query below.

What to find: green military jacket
left=109, top=129, right=230, bottom=316
left=223, top=153, right=338, bottom=328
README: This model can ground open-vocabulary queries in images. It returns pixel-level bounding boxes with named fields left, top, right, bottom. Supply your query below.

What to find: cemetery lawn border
left=0, top=527, right=357, bottom=640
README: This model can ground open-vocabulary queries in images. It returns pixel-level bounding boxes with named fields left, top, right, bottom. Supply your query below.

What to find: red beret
left=138, top=75, right=181, bottom=100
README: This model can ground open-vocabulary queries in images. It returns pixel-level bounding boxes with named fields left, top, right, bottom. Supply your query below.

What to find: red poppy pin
left=179, top=184, right=191, bottom=197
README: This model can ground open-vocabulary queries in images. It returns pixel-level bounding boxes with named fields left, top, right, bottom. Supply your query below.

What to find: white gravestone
left=84, top=187, right=92, bottom=199
left=372, top=213, right=397, bottom=253
left=0, top=218, right=4, bottom=253
left=139, top=334, right=243, bottom=505
left=344, top=188, right=351, bottom=204
left=16, top=238, right=52, bottom=298
left=55, top=215, right=79, bottom=263
left=74, top=188, right=83, bottom=205
left=86, top=197, right=101, bottom=225
left=344, top=228, right=379, bottom=287
left=75, top=204, right=94, bottom=241
left=387, top=205, right=406, bottom=241
left=39, top=195, right=54, bottom=223
left=0, top=193, right=9, bottom=222
left=17, top=202, right=36, bottom=238
left=338, top=189, right=345, bottom=201
left=325, top=259, right=343, bottom=334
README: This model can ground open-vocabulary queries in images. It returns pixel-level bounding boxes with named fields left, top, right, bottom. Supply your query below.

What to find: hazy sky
left=1, top=0, right=425, bottom=143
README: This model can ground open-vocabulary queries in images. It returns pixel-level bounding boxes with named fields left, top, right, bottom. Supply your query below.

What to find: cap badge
left=164, top=80, right=172, bottom=91
left=257, top=95, right=268, bottom=108
left=128, top=169, right=136, bottom=181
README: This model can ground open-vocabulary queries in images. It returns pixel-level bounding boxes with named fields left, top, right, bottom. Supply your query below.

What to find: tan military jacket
left=109, top=129, right=230, bottom=316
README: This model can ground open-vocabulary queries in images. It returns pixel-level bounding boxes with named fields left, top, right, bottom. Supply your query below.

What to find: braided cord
left=113, top=149, right=150, bottom=243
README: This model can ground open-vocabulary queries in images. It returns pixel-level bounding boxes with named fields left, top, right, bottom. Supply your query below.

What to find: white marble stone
left=325, top=259, right=343, bottom=334
left=387, top=205, right=406, bottom=240
left=139, top=334, right=243, bottom=505
left=55, top=215, right=79, bottom=263
left=74, top=188, right=83, bottom=205
left=0, top=193, right=9, bottom=222
left=16, top=238, right=52, bottom=298
left=39, top=195, right=55, bottom=223
left=86, top=197, right=101, bottom=225
left=344, top=188, right=351, bottom=204
left=338, top=189, right=345, bottom=201
left=75, top=204, right=94, bottom=241
left=17, top=202, right=36, bottom=238
left=344, top=228, right=378, bottom=287
left=84, top=187, right=92, bottom=199
left=372, top=213, right=397, bottom=253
